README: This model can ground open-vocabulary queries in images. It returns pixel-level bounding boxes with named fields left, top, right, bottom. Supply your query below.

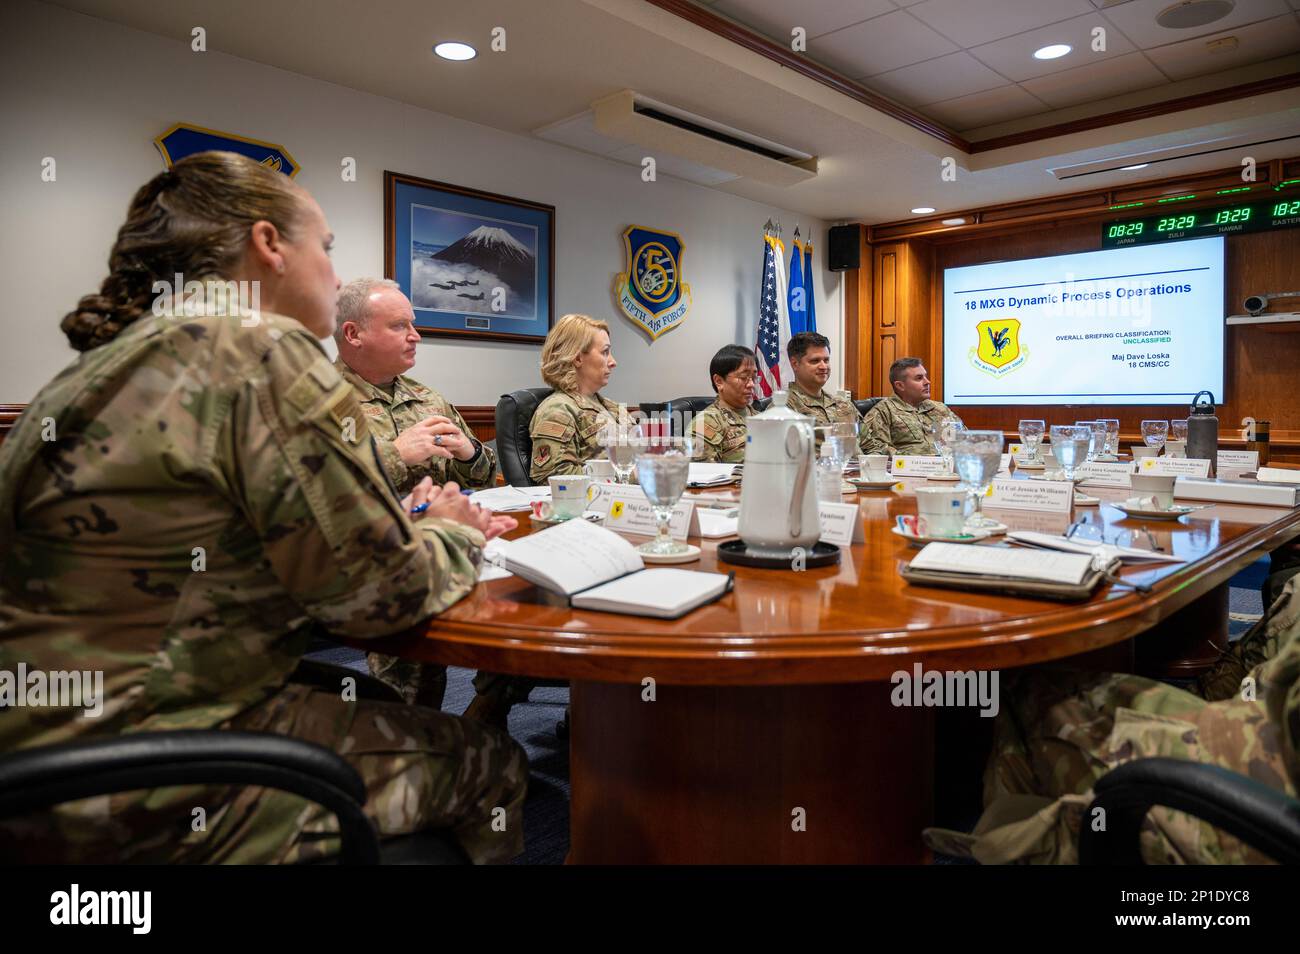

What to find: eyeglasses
left=1066, top=519, right=1162, bottom=552
left=727, top=371, right=758, bottom=384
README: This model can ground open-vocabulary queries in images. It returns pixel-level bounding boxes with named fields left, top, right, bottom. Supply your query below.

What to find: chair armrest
left=1079, top=757, right=1300, bottom=865
left=0, top=730, right=379, bottom=864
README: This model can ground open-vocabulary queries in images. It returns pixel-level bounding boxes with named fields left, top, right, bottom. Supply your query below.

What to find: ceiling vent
left=1155, top=0, right=1236, bottom=30
left=1046, top=124, right=1300, bottom=180
left=579, top=90, right=818, bottom=187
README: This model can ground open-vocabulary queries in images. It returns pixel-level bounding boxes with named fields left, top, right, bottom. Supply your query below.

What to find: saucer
left=1014, top=460, right=1045, bottom=470
left=840, top=480, right=859, bottom=495
left=531, top=510, right=603, bottom=527
left=1094, top=455, right=1120, bottom=463
left=890, top=525, right=992, bottom=545
left=1073, top=492, right=1100, bottom=506
left=1110, top=503, right=1194, bottom=520
left=925, top=473, right=962, bottom=482
left=1030, top=473, right=1084, bottom=484
left=848, top=477, right=900, bottom=490
left=639, top=543, right=702, bottom=564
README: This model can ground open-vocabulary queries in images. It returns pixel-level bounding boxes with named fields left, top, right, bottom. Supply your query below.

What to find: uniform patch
left=534, top=445, right=551, bottom=465
left=702, top=422, right=719, bottom=440
left=534, top=419, right=570, bottom=441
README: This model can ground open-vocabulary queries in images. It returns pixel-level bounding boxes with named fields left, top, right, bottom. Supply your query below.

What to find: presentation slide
left=942, top=236, right=1224, bottom=407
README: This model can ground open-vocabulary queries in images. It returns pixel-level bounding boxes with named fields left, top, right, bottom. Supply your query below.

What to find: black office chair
left=664, top=396, right=716, bottom=435
left=1078, top=757, right=1300, bottom=865
left=0, top=730, right=470, bottom=865
left=855, top=397, right=882, bottom=417
left=495, top=387, right=553, bottom=487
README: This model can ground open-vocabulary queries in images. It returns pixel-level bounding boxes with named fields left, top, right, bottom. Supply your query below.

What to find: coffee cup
left=1162, top=440, right=1186, bottom=458
left=914, top=486, right=969, bottom=537
left=861, top=454, right=889, bottom=480
left=1132, top=445, right=1158, bottom=460
left=583, top=458, right=616, bottom=481
left=1130, top=473, right=1176, bottom=509
left=548, top=475, right=592, bottom=519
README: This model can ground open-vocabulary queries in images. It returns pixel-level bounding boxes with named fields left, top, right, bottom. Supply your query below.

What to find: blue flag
left=803, top=239, right=816, bottom=334
left=787, top=234, right=807, bottom=336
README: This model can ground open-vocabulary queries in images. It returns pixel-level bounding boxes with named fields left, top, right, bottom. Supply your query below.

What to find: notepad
left=468, top=485, right=551, bottom=512
left=688, top=463, right=740, bottom=487
left=1006, top=531, right=1184, bottom=564
left=909, top=542, right=1097, bottom=585
left=501, top=518, right=732, bottom=618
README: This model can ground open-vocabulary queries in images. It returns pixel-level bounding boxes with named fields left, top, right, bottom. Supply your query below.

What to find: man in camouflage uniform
left=782, top=332, right=858, bottom=437
left=860, top=356, right=962, bottom=456
left=923, top=574, right=1300, bottom=864
left=0, top=293, right=526, bottom=863
left=692, top=344, right=757, bottom=464
left=333, top=279, right=509, bottom=717
left=529, top=390, right=621, bottom=483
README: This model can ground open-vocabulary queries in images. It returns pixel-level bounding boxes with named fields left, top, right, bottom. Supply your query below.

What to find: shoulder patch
left=533, top=445, right=551, bottom=465
left=534, top=419, right=572, bottom=441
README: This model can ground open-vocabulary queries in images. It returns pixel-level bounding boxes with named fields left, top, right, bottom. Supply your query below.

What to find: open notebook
left=501, top=518, right=733, bottom=618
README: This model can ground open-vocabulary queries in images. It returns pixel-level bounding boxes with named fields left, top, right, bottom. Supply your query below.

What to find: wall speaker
left=827, top=225, right=860, bottom=272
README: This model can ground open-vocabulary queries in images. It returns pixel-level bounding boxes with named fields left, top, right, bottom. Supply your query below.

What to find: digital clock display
left=1102, top=196, right=1300, bottom=247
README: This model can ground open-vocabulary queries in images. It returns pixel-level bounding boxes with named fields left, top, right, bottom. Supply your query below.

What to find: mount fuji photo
left=386, top=170, right=554, bottom=343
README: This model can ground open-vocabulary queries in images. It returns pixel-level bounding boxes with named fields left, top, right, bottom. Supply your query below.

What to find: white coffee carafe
left=738, top=390, right=820, bottom=553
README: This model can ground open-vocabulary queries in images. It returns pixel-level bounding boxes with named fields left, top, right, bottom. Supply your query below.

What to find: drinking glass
left=1097, top=419, right=1120, bottom=457
left=1073, top=421, right=1099, bottom=462
left=824, top=419, right=858, bottom=468
left=634, top=435, right=694, bottom=556
left=931, top=418, right=965, bottom=474
left=602, top=421, right=643, bottom=484
left=1050, top=425, right=1091, bottom=481
left=1140, top=420, right=1169, bottom=452
left=1017, top=419, right=1045, bottom=462
left=1170, top=419, right=1189, bottom=443
left=1086, top=421, right=1107, bottom=461
left=953, top=430, right=1003, bottom=529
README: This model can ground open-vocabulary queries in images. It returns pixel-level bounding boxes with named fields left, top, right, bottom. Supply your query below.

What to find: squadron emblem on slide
left=613, top=225, right=692, bottom=340
left=970, top=318, right=1027, bottom=377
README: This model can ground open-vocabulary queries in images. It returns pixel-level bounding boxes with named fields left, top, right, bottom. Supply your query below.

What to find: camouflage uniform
left=783, top=382, right=857, bottom=430
left=332, top=356, right=502, bottom=712
left=529, top=389, right=620, bottom=484
left=332, top=356, right=496, bottom=497
left=923, top=576, right=1300, bottom=864
left=0, top=306, right=526, bottom=863
left=860, top=394, right=960, bottom=456
left=691, top=399, right=751, bottom=463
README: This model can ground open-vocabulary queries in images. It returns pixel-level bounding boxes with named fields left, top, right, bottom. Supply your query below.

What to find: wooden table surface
left=361, top=472, right=1300, bottom=863
left=371, top=475, right=1300, bottom=685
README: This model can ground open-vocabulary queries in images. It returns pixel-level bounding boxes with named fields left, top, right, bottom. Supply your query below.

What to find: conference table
left=363, top=470, right=1300, bottom=864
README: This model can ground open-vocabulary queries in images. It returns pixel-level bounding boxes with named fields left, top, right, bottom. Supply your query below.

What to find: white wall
left=0, top=0, right=842, bottom=407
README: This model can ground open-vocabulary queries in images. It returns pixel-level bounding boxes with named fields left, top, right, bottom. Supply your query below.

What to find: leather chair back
left=855, top=397, right=882, bottom=418
left=495, top=387, right=553, bottom=487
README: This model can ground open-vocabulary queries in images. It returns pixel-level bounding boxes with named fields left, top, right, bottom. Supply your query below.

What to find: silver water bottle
left=1187, top=390, right=1219, bottom=476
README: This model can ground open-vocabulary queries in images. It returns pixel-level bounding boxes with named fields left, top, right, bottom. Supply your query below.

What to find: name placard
left=1217, top=450, right=1259, bottom=477
left=818, top=501, right=865, bottom=547
left=1138, top=457, right=1212, bottom=478
left=587, top=484, right=698, bottom=540
left=986, top=477, right=1074, bottom=513
left=998, top=453, right=1012, bottom=475
left=1076, top=461, right=1134, bottom=487
left=891, top=456, right=947, bottom=477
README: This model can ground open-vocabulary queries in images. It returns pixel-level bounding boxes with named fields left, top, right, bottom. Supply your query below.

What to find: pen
left=410, top=503, right=429, bottom=515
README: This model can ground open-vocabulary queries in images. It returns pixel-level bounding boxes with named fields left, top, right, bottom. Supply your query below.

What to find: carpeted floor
left=305, top=556, right=1273, bottom=865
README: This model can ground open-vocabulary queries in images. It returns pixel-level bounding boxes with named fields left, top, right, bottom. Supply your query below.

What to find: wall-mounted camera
left=1244, top=292, right=1300, bottom=316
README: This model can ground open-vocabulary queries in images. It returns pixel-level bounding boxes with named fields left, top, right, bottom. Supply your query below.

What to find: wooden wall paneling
left=842, top=225, right=873, bottom=400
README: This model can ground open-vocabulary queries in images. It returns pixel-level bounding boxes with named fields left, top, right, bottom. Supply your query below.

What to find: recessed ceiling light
left=942, top=217, right=967, bottom=226
left=1121, top=163, right=1150, bottom=171
left=434, top=42, right=476, bottom=61
left=911, top=207, right=936, bottom=214
left=1156, top=0, right=1235, bottom=31
left=1033, top=44, right=1071, bottom=60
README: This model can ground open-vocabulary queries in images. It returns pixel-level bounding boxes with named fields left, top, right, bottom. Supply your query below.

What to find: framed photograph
left=384, top=170, right=555, bottom=343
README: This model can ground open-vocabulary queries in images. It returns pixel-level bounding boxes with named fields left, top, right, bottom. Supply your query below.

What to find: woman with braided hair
left=0, top=151, right=527, bottom=863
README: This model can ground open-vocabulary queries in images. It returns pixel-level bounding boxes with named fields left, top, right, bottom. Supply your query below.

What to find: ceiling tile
left=1144, top=13, right=1300, bottom=79
left=923, top=84, right=1048, bottom=129
left=1100, top=0, right=1291, bottom=49
left=711, top=0, right=896, bottom=42
left=907, top=0, right=1096, bottom=47
left=969, top=11, right=1139, bottom=80
left=867, top=51, right=1009, bottom=105
left=808, top=9, right=958, bottom=76
left=1020, top=50, right=1169, bottom=106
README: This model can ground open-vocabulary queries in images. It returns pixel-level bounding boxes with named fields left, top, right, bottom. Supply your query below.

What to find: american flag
left=753, top=231, right=792, bottom=398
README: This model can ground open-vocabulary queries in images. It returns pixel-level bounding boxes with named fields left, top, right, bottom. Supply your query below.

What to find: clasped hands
left=394, top=415, right=477, bottom=465
left=400, top=477, right=516, bottom=542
